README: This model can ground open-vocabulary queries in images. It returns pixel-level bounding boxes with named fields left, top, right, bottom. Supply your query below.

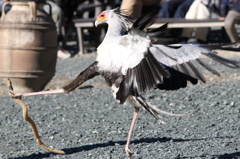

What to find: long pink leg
left=125, top=107, right=140, bottom=158
left=8, top=62, right=100, bottom=98
left=9, top=89, right=65, bottom=97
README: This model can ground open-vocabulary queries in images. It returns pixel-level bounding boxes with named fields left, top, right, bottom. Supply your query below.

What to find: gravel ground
left=0, top=51, right=240, bottom=159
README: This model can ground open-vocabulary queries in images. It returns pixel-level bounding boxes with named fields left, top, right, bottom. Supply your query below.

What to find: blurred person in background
left=44, top=0, right=80, bottom=58
left=220, top=0, right=240, bottom=42
left=158, top=0, right=194, bottom=18
left=120, top=0, right=161, bottom=19
left=158, top=0, right=194, bottom=41
left=181, top=0, right=222, bottom=43
left=0, top=0, right=11, bottom=16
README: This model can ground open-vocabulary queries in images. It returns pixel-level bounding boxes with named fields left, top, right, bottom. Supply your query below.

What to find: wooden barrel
left=0, top=0, right=57, bottom=92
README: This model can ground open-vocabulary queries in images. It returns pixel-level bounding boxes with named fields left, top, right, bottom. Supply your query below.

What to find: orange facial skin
left=96, top=11, right=106, bottom=22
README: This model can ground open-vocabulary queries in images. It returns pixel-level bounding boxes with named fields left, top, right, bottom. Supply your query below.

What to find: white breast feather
left=97, top=34, right=150, bottom=75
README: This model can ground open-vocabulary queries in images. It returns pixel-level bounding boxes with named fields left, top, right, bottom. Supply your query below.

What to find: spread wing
left=115, top=9, right=240, bottom=104
left=116, top=43, right=240, bottom=104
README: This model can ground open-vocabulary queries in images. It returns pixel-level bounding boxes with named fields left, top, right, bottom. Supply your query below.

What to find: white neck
left=104, top=18, right=128, bottom=39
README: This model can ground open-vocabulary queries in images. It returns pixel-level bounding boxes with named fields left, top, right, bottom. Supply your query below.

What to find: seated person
left=220, top=0, right=240, bottom=42
left=0, top=0, right=11, bottom=16
left=158, top=0, right=194, bottom=18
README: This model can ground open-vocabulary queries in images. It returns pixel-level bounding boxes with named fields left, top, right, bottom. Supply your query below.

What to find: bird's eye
left=100, top=14, right=105, bottom=17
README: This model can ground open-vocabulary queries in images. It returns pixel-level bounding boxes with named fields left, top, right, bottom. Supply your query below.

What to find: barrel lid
left=10, top=0, right=46, bottom=3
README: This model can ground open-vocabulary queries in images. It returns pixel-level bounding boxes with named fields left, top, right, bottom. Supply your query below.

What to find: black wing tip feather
left=199, top=41, right=240, bottom=68
left=113, top=7, right=135, bottom=23
left=196, top=59, right=221, bottom=76
left=131, top=6, right=161, bottom=30
left=121, top=6, right=168, bottom=38
left=199, top=41, right=240, bottom=51
left=203, top=52, right=240, bottom=68
left=146, top=23, right=168, bottom=38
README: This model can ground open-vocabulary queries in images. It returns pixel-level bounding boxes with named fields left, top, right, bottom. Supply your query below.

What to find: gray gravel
left=1, top=52, right=240, bottom=159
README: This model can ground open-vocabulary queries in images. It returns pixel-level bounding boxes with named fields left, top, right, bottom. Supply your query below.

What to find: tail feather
left=136, top=96, right=197, bottom=124
left=136, top=96, right=165, bottom=124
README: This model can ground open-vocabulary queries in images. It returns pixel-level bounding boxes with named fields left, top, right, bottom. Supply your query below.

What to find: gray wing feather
left=150, top=44, right=240, bottom=69
left=150, top=44, right=208, bottom=66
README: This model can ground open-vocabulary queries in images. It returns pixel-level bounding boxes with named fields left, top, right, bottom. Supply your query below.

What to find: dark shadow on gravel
left=217, top=152, right=240, bottom=159
left=179, top=151, right=240, bottom=159
left=79, top=85, right=94, bottom=89
left=8, top=137, right=171, bottom=159
left=8, top=137, right=239, bottom=159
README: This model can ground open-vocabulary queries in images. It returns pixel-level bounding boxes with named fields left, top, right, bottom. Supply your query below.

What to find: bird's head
left=95, top=8, right=133, bottom=28
left=95, top=11, right=108, bottom=27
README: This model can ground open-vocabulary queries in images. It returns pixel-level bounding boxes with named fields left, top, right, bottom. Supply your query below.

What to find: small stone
left=49, top=136, right=54, bottom=140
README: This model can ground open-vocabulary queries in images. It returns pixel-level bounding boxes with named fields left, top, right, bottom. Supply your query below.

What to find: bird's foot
left=9, top=90, right=22, bottom=99
left=125, top=147, right=132, bottom=159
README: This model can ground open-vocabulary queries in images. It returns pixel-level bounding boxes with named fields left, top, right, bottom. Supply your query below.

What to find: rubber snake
left=7, top=79, right=65, bottom=154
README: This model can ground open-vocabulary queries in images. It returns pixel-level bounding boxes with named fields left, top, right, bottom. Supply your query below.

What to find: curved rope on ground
left=7, top=79, right=65, bottom=154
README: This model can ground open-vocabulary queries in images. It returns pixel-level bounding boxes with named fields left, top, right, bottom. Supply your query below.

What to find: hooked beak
left=95, top=17, right=106, bottom=27
left=95, top=20, right=100, bottom=27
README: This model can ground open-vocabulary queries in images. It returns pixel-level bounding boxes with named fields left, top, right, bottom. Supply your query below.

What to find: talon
left=9, top=90, right=15, bottom=96
left=125, top=147, right=132, bottom=159
left=9, top=90, right=22, bottom=99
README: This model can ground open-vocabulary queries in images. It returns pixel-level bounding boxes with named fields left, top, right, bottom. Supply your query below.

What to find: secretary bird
left=10, top=8, right=240, bottom=158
